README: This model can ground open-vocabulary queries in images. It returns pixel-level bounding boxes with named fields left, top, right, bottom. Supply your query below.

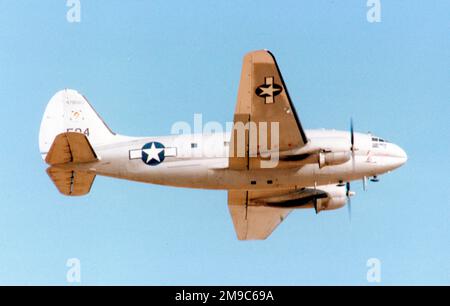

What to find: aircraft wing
left=228, top=189, right=295, bottom=240
left=229, top=50, right=308, bottom=170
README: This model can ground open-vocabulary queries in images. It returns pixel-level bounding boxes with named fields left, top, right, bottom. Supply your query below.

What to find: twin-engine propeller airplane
left=39, top=50, right=407, bottom=240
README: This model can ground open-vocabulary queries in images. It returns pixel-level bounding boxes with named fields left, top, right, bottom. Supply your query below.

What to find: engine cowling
left=262, top=184, right=352, bottom=213
left=315, top=196, right=347, bottom=213
left=314, top=184, right=349, bottom=213
left=318, top=151, right=351, bottom=168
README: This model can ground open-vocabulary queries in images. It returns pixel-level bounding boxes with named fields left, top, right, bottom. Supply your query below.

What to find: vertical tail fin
left=39, top=89, right=115, bottom=160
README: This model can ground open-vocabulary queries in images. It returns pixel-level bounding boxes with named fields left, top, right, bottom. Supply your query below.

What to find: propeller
left=347, top=119, right=358, bottom=220
left=346, top=182, right=355, bottom=221
left=350, top=118, right=355, bottom=170
left=313, top=181, right=318, bottom=214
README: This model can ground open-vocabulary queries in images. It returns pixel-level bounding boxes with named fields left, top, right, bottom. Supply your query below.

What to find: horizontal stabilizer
left=45, top=132, right=98, bottom=165
left=46, top=167, right=96, bottom=196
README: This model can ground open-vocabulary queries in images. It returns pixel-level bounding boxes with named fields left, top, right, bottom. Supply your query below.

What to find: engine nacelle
left=315, top=196, right=347, bottom=213
left=318, top=151, right=351, bottom=168
left=263, top=184, right=352, bottom=213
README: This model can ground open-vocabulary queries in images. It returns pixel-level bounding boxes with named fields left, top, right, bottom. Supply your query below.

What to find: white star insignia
left=260, top=84, right=281, bottom=97
left=142, top=143, right=164, bottom=163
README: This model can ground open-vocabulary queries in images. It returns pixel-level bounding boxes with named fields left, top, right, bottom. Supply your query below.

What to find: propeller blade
left=313, top=181, right=319, bottom=214
left=350, top=118, right=355, bottom=170
left=350, top=118, right=354, bottom=147
left=347, top=196, right=352, bottom=221
left=346, top=182, right=352, bottom=222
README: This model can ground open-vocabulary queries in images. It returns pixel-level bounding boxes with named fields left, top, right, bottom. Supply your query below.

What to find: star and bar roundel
left=255, top=76, right=283, bottom=104
left=141, top=142, right=165, bottom=166
left=128, top=142, right=177, bottom=166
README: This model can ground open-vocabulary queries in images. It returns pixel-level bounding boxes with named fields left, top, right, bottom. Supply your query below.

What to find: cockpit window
left=372, top=136, right=388, bottom=143
left=372, top=135, right=389, bottom=148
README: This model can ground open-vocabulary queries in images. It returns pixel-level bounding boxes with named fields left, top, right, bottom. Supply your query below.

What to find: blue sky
left=0, top=1, right=448, bottom=285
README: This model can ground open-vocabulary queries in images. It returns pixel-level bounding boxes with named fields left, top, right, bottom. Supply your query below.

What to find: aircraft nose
left=391, top=144, right=408, bottom=167
left=399, top=146, right=407, bottom=161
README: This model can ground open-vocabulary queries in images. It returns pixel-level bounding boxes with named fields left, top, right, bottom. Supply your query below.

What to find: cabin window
left=267, top=180, right=273, bottom=184
left=191, top=143, right=198, bottom=148
left=251, top=180, right=256, bottom=185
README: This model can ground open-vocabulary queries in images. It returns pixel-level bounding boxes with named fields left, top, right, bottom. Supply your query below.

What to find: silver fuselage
left=64, top=129, right=407, bottom=190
